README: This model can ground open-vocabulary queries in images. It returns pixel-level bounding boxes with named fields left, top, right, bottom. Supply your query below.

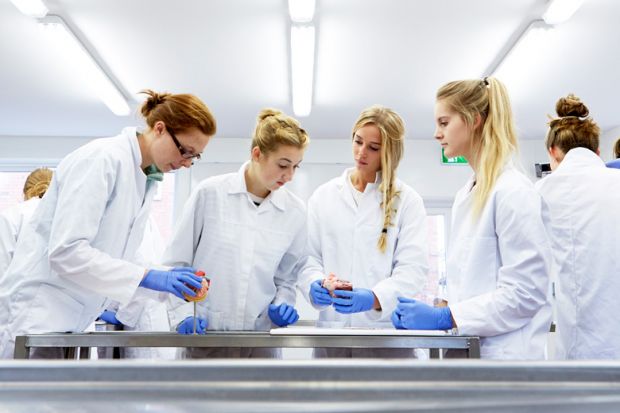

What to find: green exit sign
left=441, top=148, right=468, bottom=165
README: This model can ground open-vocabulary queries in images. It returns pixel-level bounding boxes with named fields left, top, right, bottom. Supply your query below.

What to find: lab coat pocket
left=24, top=284, right=84, bottom=333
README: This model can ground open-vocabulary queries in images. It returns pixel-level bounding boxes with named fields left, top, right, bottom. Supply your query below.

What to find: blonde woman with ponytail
left=536, top=94, right=620, bottom=359
left=164, top=108, right=309, bottom=359
left=393, top=78, right=553, bottom=360
left=0, top=90, right=216, bottom=359
left=0, top=168, right=53, bottom=279
left=298, top=105, right=429, bottom=358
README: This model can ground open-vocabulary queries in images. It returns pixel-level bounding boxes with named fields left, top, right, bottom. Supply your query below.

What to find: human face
left=152, top=122, right=211, bottom=172
left=252, top=144, right=304, bottom=193
left=434, top=100, right=473, bottom=160
left=352, top=124, right=382, bottom=175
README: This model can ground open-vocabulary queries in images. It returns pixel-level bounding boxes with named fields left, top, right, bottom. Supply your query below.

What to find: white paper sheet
left=270, top=326, right=454, bottom=336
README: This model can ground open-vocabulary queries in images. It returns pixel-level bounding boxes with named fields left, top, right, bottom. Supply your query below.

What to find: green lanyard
left=143, top=165, right=164, bottom=182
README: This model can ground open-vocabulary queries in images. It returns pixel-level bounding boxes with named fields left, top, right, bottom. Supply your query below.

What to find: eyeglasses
left=167, top=128, right=201, bottom=160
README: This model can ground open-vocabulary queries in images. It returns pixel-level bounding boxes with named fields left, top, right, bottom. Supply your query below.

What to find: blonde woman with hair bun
left=298, top=105, right=429, bottom=358
left=0, top=168, right=53, bottom=280
left=0, top=90, right=216, bottom=359
left=164, top=108, right=309, bottom=359
left=536, top=94, right=620, bottom=359
left=393, top=78, right=553, bottom=360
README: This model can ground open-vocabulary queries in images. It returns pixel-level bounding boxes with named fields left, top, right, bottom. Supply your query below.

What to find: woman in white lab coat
left=392, top=78, right=553, bottom=360
left=0, top=90, right=216, bottom=359
left=607, top=138, right=620, bottom=169
left=535, top=94, right=620, bottom=359
left=0, top=168, right=53, bottom=280
left=298, top=105, right=429, bottom=358
left=164, top=108, right=309, bottom=359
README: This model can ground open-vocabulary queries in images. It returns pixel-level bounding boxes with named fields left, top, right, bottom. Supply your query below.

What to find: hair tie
left=482, top=77, right=489, bottom=86
left=381, top=228, right=388, bottom=234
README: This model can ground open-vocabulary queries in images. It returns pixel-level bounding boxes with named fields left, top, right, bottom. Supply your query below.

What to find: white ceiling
left=1, top=0, right=618, bottom=141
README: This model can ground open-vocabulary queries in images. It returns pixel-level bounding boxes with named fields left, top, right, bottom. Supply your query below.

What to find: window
left=150, top=173, right=176, bottom=240
left=0, top=171, right=31, bottom=211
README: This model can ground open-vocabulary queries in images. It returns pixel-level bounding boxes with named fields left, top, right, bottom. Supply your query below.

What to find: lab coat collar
left=338, top=167, right=383, bottom=209
left=556, top=147, right=606, bottom=172
left=124, top=127, right=143, bottom=169
left=229, top=161, right=286, bottom=211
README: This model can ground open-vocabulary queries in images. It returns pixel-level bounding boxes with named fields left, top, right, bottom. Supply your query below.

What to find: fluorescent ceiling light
left=493, top=21, right=554, bottom=98
left=543, top=0, right=586, bottom=25
left=288, top=0, right=316, bottom=23
left=9, top=0, right=48, bottom=18
left=290, top=25, right=315, bottom=117
left=38, top=16, right=130, bottom=116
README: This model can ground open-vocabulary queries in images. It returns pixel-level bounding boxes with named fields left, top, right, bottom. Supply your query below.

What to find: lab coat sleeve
left=296, top=195, right=329, bottom=309
left=162, top=187, right=206, bottom=327
left=449, top=188, right=551, bottom=337
left=0, top=210, right=18, bottom=278
left=47, top=156, right=145, bottom=304
left=273, top=213, right=307, bottom=306
left=369, top=192, right=430, bottom=322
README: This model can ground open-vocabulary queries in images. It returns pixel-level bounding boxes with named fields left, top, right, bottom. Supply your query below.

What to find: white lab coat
left=113, top=215, right=175, bottom=360
left=447, top=164, right=552, bottom=360
left=0, top=127, right=156, bottom=359
left=0, top=197, right=41, bottom=281
left=298, top=168, right=429, bottom=328
left=536, top=148, right=620, bottom=359
left=164, top=162, right=307, bottom=334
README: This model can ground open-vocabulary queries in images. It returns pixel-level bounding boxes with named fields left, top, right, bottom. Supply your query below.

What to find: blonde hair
left=545, top=94, right=600, bottom=155
left=352, top=105, right=405, bottom=253
left=139, top=89, right=217, bottom=137
left=23, top=167, right=53, bottom=200
left=251, top=108, right=309, bottom=154
left=436, top=77, right=518, bottom=219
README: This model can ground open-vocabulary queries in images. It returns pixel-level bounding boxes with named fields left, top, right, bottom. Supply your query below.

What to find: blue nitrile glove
left=394, top=297, right=454, bottom=330
left=310, top=279, right=332, bottom=306
left=332, top=288, right=375, bottom=314
left=391, top=309, right=405, bottom=329
left=177, top=316, right=207, bottom=335
left=139, top=267, right=202, bottom=301
left=98, top=310, right=122, bottom=325
left=268, top=303, right=300, bottom=327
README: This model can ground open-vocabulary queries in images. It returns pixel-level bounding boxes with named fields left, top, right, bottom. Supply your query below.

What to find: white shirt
left=0, top=127, right=154, bottom=359
left=447, top=164, right=552, bottom=360
left=298, top=168, right=429, bottom=327
left=0, top=197, right=41, bottom=281
left=164, top=162, right=307, bottom=331
left=536, top=148, right=620, bottom=359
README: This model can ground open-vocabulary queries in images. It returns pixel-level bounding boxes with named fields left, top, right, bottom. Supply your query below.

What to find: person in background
left=0, top=90, right=216, bottom=359
left=606, top=137, right=620, bottom=169
left=298, top=105, right=429, bottom=358
left=0, top=168, right=53, bottom=280
left=393, top=78, right=552, bottom=360
left=164, top=108, right=308, bottom=359
left=536, top=94, right=620, bottom=359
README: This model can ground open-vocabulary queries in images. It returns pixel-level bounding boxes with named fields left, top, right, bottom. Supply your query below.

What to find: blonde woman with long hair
left=0, top=168, right=53, bottom=279
left=299, top=105, right=428, bottom=358
left=392, top=78, right=552, bottom=360
left=164, top=108, right=309, bottom=359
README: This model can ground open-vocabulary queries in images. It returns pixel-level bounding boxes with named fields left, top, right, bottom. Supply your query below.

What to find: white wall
left=601, top=126, right=620, bottom=161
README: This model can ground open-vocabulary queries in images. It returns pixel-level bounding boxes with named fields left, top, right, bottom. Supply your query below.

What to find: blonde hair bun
left=556, top=94, right=589, bottom=118
left=257, top=108, right=284, bottom=123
